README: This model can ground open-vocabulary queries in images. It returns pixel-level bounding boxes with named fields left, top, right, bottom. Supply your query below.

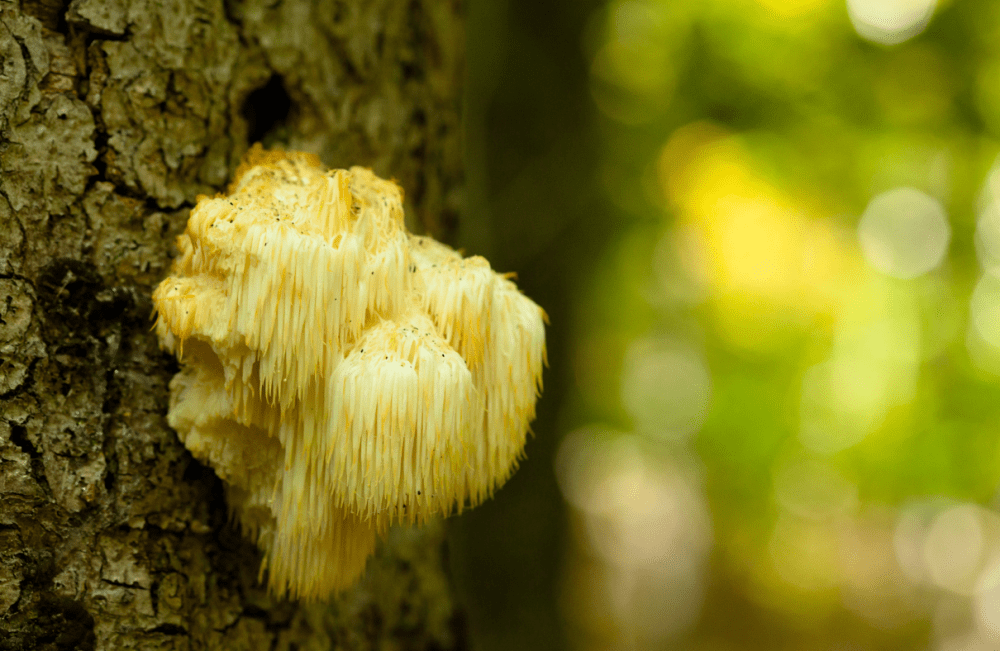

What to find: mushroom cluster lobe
left=152, top=147, right=546, bottom=600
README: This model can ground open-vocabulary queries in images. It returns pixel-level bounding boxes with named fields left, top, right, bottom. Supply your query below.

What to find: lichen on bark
left=0, top=0, right=467, bottom=648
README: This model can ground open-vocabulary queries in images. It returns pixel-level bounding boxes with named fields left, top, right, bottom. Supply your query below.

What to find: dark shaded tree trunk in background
left=0, top=0, right=466, bottom=647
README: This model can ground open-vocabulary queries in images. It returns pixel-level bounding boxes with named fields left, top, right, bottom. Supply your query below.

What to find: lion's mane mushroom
left=152, top=147, right=546, bottom=600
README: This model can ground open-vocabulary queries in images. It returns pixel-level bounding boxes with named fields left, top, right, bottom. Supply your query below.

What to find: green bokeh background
left=449, top=0, right=1000, bottom=649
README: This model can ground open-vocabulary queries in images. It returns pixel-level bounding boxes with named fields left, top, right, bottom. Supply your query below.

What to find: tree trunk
left=0, top=0, right=466, bottom=647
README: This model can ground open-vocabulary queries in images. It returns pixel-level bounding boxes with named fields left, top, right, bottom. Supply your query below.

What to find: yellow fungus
left=152, top=146, right=546, bottom=600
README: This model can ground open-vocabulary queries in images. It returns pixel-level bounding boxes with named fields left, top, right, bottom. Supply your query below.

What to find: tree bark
left=0, top=0, right=466, bottom=648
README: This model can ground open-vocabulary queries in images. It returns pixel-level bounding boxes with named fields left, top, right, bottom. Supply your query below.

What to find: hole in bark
left=243, top=75, right=292, bottom=145
left=9, top=423, right=39, bottom=459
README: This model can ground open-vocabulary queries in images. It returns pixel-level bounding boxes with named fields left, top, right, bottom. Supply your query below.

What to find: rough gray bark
left=0, top=0, right=466, bottom=647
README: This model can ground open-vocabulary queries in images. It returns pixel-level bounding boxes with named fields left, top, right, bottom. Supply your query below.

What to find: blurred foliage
left=454, top=0, right=1000, bottom=650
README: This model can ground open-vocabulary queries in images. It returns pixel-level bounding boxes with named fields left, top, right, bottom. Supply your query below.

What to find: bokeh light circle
left=846, top=0, right=937, bottom=46
left=619, top=338, right=710, bottom=442
left=969, top=273, right=1000, bottom=350
left=857, top=187, right=950, bottom=279
left=976, top=157, right=1000, bottom=269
